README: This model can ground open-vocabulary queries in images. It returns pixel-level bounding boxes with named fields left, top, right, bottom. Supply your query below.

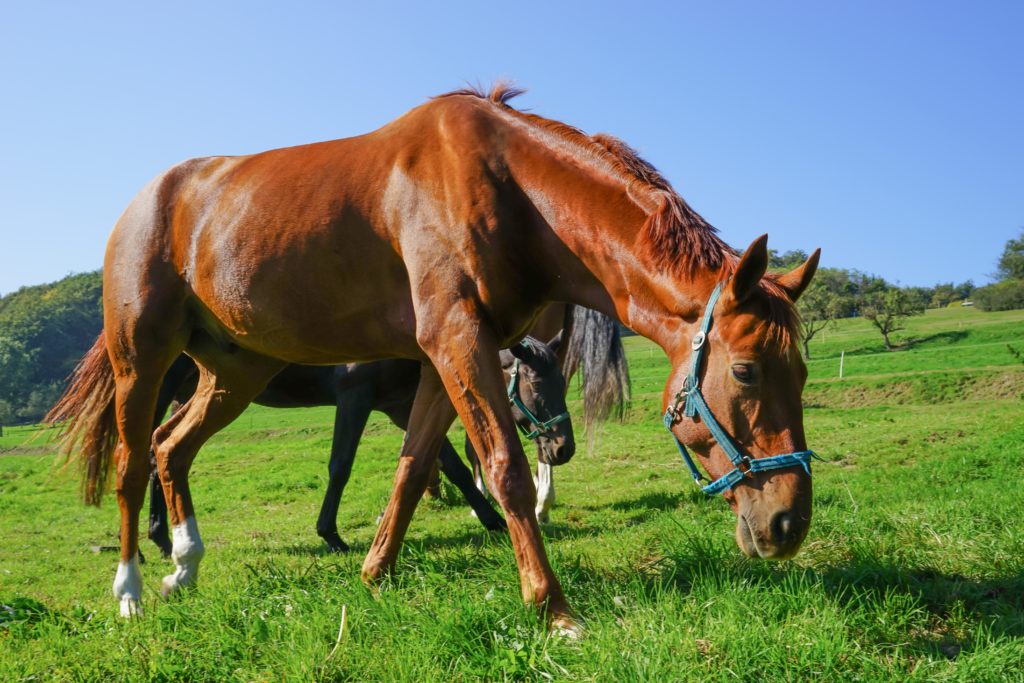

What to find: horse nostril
left=771, top=511, right=794, bottom=544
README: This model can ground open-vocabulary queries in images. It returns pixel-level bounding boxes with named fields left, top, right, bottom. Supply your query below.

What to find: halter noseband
left=663, top=281, right=817, bottom=496
left=507, top=356, right=570, bottom=440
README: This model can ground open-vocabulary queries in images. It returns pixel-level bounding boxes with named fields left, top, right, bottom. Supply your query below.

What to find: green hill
left=0, top=271, right=103, bottom=424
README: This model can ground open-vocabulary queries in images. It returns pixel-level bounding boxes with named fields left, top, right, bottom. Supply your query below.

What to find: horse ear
left=776, top=248, right=821, bottom=302
left=729, top=234, right=769, bottom=303
left=546, top=330, right=564, bottom=353
left=508, top=338, right=534, bottom=361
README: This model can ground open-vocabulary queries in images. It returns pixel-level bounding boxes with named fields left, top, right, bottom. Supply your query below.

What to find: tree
left=954, top=280, right=976, bottom=301
left=995, top=228, right=1024, bottom=281
left=0, top=399, right=15, bottom=434
left=768, top=249, right=810, bottom=271
left=973, top=229, right=1024, bottom=312
left=795, top=268, right=855, bottom=359
left=858, top=285, right=926, bottom=350
left=973, top=279, right=1024, bottom=311
left=0, top=270, right=103, bottom=422
left=929, top=282, right=957, bottom=308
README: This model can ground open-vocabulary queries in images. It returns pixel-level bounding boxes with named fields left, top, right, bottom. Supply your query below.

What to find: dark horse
left=145, top=334, right=572, bottom=555
left=50, top=85, right=819, bottom=633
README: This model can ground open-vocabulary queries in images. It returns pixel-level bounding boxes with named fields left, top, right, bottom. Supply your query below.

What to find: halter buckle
left=691, top=330, right=707, bottom=350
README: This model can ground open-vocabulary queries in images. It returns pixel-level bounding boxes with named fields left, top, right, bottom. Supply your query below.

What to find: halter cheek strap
left=663, top=282, right=817, bottom=496
left=507, top=357, right=570, bottom=440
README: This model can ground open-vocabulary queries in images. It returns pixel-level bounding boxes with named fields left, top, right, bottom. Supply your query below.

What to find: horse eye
left=731, top=364, right=755, bottom=383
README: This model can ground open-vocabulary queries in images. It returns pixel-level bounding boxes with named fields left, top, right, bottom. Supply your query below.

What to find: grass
left=1, top=306, right=1022, bottom=681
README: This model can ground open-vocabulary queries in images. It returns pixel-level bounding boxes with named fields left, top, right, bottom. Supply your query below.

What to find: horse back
left=105, top=95, right=557, bottom=366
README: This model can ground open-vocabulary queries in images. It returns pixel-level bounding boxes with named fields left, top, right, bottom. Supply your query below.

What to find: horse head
left=500, top=335, right=575, bottom=466
left=664, top=235, right=820, bottom=559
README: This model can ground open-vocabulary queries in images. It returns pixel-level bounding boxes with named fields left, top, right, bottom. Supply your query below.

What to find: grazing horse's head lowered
left=662, top=235, right=820, bottom=560
left=500, top=334, right=574, bottom=466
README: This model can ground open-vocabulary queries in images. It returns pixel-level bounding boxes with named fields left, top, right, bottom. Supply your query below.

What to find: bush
left=973, top=279, right=1024, bottom=312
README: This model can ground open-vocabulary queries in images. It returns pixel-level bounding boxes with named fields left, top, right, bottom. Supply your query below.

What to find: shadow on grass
left=608, top=490, right=697, bottom=513
left=816, top=559, right=1023, bottom=636
left=278, top=488, right=708, bottom=559
left=641, top=539, right=1024, bottom=659
left=900, top=330, right=968, bottom=350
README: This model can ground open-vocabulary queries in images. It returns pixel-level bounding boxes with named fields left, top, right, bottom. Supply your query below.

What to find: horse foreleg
left=436, top=438, right=506, bottom=532
left=316, top=391, right=373, bottom=553
left=402, top=320, right=578, bottom=635
left=534, top=460, right=555, bottom=524
left=361, top=363, right=456, bottom=581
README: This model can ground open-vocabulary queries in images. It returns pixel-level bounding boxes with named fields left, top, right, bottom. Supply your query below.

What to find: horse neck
left=507, top=142, right=720, bottom=359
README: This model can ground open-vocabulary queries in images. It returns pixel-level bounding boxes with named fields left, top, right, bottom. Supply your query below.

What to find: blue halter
left=507, top=357, right=571, bottom=440
left=663, top=281, right=816, bottom=496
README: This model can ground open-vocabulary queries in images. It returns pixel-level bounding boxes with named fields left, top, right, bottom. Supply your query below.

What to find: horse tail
left=562, top=306, right=631, bottom=434
left=44, top=331, right=119, bottom=506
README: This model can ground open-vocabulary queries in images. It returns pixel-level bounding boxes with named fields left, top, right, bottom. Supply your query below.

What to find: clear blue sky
left=2, top=1, right=1021, bottom=295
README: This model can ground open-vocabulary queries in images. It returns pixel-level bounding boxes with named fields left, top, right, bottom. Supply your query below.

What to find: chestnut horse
left=51, top=85, right=819, bottom=632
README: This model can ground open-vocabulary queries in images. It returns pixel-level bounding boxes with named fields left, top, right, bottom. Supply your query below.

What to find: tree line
left=774, top=228, right=1022, bottom=358
left=0, top=271, right=103, bottom=427
left=1, top=231, right=1021, bottom=426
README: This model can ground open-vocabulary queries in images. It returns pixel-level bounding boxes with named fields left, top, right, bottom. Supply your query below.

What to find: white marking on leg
left=161, top=516, right=205, bottom=597
left=535, top=462, right=554, bottom=524
left=113, top=553, right=143, bottom=617
left=470, top=463, right=490, bottom=518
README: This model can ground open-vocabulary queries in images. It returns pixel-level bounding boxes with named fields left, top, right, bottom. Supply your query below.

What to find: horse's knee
left=487, top=457, right=536, bottom=508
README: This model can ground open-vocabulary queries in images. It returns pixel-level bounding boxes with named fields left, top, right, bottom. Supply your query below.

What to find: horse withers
left=50, top=85, right=817, bottom=633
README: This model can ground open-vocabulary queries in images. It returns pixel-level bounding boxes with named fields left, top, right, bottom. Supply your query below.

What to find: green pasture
left=2, top=306, right=1022, bottom=681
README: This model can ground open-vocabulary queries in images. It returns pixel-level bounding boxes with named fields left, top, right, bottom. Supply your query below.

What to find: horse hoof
left=360, top=557, right=393, bottom=586
left=323, top=536, right=351, bottom=553
left=160, top=575, right=179, bottom=598
left=119, top=596, right=142, bottom=618
left=549, top=614, right=583, bottom=639
left=160, top=572, right=196, bottom=598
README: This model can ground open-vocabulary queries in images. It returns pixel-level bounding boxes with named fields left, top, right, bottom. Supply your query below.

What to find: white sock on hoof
left=113, top=553, right=143, bottom=617
left=535, top=462, right=554, bottom=523
left=161, top=516, right=205, bottom=597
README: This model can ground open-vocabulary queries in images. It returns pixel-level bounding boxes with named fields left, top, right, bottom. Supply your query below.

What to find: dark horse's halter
left=507, top=357, right=571, bottom=440
left=664, top=281, right=817, bottom=496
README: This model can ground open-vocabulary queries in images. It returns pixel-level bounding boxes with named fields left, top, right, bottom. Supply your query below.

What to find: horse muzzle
left=736, top=503, right=810, bottom=560
left=536, top=431, right=575, bottom=466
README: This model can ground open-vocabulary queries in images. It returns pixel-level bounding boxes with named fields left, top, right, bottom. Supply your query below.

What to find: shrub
left=973, top=279, right=1024, bottom=312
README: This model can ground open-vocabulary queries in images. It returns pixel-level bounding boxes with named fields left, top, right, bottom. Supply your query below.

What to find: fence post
left=839, top=351, right=845, bottom=379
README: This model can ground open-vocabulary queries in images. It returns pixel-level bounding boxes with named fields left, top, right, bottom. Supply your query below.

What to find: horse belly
left=189, top=228, right=419, bottom=364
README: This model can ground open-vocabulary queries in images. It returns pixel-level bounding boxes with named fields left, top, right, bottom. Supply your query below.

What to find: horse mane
left=435, top=84, right=733, bottom=277
left=437, top=83, right=799, bottom=345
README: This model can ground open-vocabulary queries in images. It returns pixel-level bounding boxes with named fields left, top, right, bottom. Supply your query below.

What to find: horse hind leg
left=109, top=343, right=185, bottom=616
left=152, top=348, right=284, bottom=597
